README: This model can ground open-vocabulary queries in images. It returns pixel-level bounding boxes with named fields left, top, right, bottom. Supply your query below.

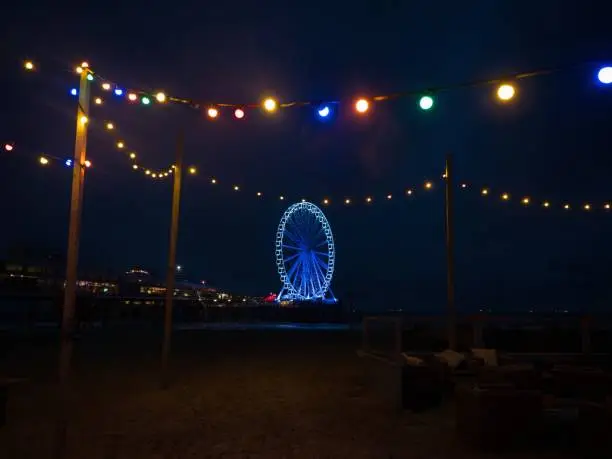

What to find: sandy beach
left=1, top=328, right=573, bottom=458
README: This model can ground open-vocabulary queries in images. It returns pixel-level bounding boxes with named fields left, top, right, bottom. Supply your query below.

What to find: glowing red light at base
left=263, top=293, right=278, bottom=303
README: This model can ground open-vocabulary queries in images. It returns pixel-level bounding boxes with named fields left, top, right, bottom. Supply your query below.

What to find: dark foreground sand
left=1, top=328, right=572, bottom=458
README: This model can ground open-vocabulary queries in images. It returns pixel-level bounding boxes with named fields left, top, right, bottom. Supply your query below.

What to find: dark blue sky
left=2, top=2, right=612, bottom=311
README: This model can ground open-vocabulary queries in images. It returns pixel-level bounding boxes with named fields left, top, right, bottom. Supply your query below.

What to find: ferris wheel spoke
left=284, top=229, right=301, bottom=244
left=310, top=254, right=326, bottom=295
left=309, top=254, right=324, bottom=294
left=295, top=262, right=306, bottom=296
left=312, top=257, right=327, bottom=286
left=282, top=244, right=301, bottom=252
left=283, top=251, right=301, bottom=263
left=286, top=257, right=301, bottom=282
left=313, top=250, right=329, bottom=258
left=314, top=255, right=329, bottom=271
left=290, top=214, right=307, bottom=238
left=306, top=257, right=317, bottom=295
left=304, top=255, right=315, bottom=297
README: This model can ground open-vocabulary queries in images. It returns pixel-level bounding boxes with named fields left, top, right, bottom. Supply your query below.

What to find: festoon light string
left=8, top=58, right=612, bottom=212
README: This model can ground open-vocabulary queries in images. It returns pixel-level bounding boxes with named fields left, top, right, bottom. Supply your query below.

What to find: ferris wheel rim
left=275, top=201, right=335, bottom=300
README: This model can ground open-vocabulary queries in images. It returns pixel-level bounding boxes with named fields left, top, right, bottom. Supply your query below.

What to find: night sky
left=2, top=2, right=612, bottom=312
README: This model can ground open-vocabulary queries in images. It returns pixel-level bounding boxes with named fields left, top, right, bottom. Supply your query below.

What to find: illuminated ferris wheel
left=275, top=202, right=336, bottom=302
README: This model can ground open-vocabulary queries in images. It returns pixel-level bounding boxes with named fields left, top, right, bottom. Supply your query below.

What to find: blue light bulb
left=70, top=88, right=78, bottom=96
left=598, top=67, right=612, bottom=84
left=65, top=159, right=73, bottom=167
left=114, top=88, right=123, bottom=96
left=316, top=104, right=332, bottom=119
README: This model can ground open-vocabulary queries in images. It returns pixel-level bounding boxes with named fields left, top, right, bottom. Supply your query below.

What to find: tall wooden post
left=161, top=130, right=184, bottom=389
left=445, top=154, right=457, bottom=350
left=56, top=68, right=90, bottom=458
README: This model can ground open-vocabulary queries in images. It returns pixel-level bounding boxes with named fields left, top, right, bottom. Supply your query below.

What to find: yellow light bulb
left=132, top=164, right=138, bottom=170
left=460, top=183, right=467, bottom=188
left=406, top=189, right=413, bottom=195
left=387, top=194, right=392, bottom=200
left=189, top=167, right=197, bottom=174
left=117, top=141, right=124, bottom=149
left=257, top=192, right=262, bottom=197
left=564, top=204, right=570, bottom=210
left=94, top=97, right=103, bottom=105
left=207, top=107, right=219, bottom=118
left=152, top=173, right=157, bottom=178
left=323, top=199, right=329, bottom=205
left=211, top=178, right=217, bottom=184
left=366, top=197, right=372, bottom=203
left=522, top=197, right=530, bottom=205
left=80, top=116, right=88, bottom=125
left=355, top=98, right=369, bottom=114
left=543, top=201, right=550, bottom=208
left=129, top=152, right=136, bottom=159
left=280, top=196, right=285, bottom=200
left=84, top=160, right=91, bottom=168
left=24, top=61, right=35, bottom=71
left=497, top=83, right=516, bottom=101
left=345, top=198, right=351, bottom=205
left=145, top=170, right=151, bottom=175
left=128, top=93, right=138, bottom=101
left=81, top=61, right=89, bottom=68
left=263, top=98, right=277, bottom=112
left=233, top=185, right=240, bottom=191
left=481, top=188, right=489, bottom=195
left=156, top=92, right=166, bottom=103
left=605, top=203, right=611, bottom=210
left=39, top=156, right=49, bottom=165
left=501, top=193, right=510, bottom=200
left=106, top=122, right=114, bottom=130
left=584, top=204, right=591, bottom=211
left=75, top=66, right=83, bottom=74
left=424, top=181, right=433, bottom=189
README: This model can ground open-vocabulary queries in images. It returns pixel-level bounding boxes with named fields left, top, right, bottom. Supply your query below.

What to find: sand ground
left=0, top=329, right=573, bottom=458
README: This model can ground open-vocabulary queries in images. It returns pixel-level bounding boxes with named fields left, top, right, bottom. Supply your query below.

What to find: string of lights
left=445, top=177, right=612, bottom=213
left=90, top=117, right=179, bottom=180
left=1, top=141, right=91, bottom=169
left=6, top=136, right=610, bottom=213
left=21, top=59, right=612, bottom=122
left=15, top=59, right=612, bottom=212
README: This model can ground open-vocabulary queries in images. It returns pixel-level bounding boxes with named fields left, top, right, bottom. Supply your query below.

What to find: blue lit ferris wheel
left=275, top=202, right=336, bottom=302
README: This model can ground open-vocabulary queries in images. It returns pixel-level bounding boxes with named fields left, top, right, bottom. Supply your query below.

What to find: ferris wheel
left=275, top=202, right=336, bottom=302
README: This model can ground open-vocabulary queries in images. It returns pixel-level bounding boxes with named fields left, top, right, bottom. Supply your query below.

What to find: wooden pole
left=55, top=69, right=90, bottom=458
left=161, top=130, right=184, bottom=389
left=445, top=154, right=457, bottom=350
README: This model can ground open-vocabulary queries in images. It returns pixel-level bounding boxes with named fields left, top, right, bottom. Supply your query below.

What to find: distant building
left=0, top=249, right=65, bottom=293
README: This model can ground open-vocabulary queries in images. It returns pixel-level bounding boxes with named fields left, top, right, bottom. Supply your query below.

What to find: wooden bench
left=0, top=378, right=26, bottom=427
